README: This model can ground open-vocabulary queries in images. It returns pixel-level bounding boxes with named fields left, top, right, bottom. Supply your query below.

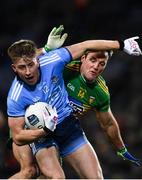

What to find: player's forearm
left=13, top=129, right=47, bottom=146
left=66, top=40, right=120, bottom=59
left=103, top=121, right=125, bottom=150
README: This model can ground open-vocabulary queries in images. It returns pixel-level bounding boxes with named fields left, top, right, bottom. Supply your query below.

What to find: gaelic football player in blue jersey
left=7, top=25, right=142, bottom=178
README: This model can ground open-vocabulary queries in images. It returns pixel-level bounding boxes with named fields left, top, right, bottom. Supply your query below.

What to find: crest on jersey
left=51, top=76, right=58, bottom=83
left=89, top=96, right=95, bottom=104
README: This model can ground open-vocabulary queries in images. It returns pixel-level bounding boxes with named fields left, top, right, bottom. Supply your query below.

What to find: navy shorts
left=30, top=114, right=88, bottom=157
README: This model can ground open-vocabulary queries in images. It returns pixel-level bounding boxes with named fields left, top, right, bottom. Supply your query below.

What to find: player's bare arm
left=95, top=108, right=125, bottom=150
left=66, top=36, right=142, bottom=60
left=95, top=108, right=141, bottom=166
left=8, top=117, right=47, bottom=145
left=66, top=40, right=120, bottom=60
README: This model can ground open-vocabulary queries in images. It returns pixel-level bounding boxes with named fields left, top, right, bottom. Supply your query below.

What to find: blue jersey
left=7, top=48, right=73, bottom=124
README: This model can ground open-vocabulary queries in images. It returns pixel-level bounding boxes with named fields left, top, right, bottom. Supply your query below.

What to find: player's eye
left=18, top=65, right=25, bottom=70
left=89, top=58, right=96, bottom=62
left=28, top=62, right=34, bottom=67
left=100, top=62, right=105, bottom=66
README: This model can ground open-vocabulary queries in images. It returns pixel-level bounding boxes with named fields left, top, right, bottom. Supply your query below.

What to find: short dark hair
left=84, top=50, right=113, bottom=59
left=8, top=39, right=37, bottom=63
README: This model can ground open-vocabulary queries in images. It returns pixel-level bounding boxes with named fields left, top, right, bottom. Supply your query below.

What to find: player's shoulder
left=39, top=47, right=71, bottom=66
left=65, top=59, right=81, bottom=71
left=8, top=76, right=24, bottom=102
left=96, top=75, right=107, bottom=84
left=96, top=75, right=109, bottom=95
left=38, top=49, right=61, bottom=63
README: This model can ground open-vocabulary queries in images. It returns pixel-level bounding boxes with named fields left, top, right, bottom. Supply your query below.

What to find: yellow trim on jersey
left=96, top=77, right=109, bottom=95
left=83, top=103, right=91, bottom=111
left=80, top=103, right=91, bottom=116
left=66, top=63, right=80, bottom=72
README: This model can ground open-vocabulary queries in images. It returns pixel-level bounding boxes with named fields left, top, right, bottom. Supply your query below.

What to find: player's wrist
left=43, top=126, right=53, bottom=134
left=118, top=147, right=127, bottom=154
left=118, top=40, right=124, bottom=50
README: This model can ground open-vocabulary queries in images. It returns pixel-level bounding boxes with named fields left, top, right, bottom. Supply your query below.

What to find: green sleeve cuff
left=118, top=147, right=127, bottom=154
left=44, top=45, right=51, bottom=52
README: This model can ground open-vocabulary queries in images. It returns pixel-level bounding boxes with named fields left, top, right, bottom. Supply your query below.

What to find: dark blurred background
left=0, top=0, right=142, bottom=178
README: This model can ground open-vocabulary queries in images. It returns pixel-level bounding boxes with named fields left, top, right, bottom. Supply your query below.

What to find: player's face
left=80, top=51, right=109, bottom=83
left=11, top=57, right=40, bottom=85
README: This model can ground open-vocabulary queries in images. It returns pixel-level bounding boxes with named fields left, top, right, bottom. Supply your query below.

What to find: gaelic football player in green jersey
left=63, top=50, right=141, bottom=170
left=64, top=50, right=111, bottom=116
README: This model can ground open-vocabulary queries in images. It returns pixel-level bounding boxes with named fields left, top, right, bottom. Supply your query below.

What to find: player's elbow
left=13, top=134, right=25, bottom=146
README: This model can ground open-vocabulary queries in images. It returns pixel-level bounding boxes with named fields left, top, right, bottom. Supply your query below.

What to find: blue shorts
left=30, top=114, right=88, bottom=157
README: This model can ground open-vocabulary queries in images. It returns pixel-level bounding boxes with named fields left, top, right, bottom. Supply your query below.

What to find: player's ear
left=36, top=59, right=40, bottom=67
left=80, top=54, right=86, bottom=63
left=11, top=64, right=17, bottom=73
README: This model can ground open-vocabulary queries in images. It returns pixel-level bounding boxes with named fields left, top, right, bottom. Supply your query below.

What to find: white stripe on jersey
left=15, top=84, right=23, bottom=101
left=11, top=81, right=23, bottom=101
left=40, top=53, right=60, bottom=67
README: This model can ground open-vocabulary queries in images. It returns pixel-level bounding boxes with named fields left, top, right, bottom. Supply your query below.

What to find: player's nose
left=93, top=62, right=99, bottom=70
left=25, top=67, right=31, bottom=75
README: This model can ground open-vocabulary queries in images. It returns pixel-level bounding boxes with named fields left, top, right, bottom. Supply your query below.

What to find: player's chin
left=88, top=75, right=97, bottom=81
left=25, top=79, right=37, bottom=85
left=86, top=77, right=96, bottom=83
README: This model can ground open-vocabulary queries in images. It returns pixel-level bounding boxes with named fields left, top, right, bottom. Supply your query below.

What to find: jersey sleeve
left=56, top=47, right=73, bottom=64
left=96, top=98, right=110, bottom=112
left=7, top=98, right=25, bottom=117
left=40, top=47, right=72, bottom=65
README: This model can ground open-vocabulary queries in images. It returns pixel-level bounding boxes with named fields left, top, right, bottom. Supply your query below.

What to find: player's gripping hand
left=44, top=25, right=68, bottom=51
left=123, top=36, right=142, bottom=56
left=43, top=106, right=58, bottom=133
left=117, top=147, right=141, bottom=166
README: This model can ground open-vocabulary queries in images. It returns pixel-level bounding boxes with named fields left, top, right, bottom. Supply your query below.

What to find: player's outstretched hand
left=45, top=25, right=68, bottom=51
left=123, top=36, right=142, bottom=56
left=43, top=106, right=58, bottom=133
left=117, top=147, right=141, bottom=166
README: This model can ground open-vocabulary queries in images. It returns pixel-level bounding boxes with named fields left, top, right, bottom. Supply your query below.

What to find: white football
left=25, top=102, right=57, bottom=130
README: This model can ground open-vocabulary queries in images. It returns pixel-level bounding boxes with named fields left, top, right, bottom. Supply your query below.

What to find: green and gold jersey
left=63, top=60, right=110, bottom=117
